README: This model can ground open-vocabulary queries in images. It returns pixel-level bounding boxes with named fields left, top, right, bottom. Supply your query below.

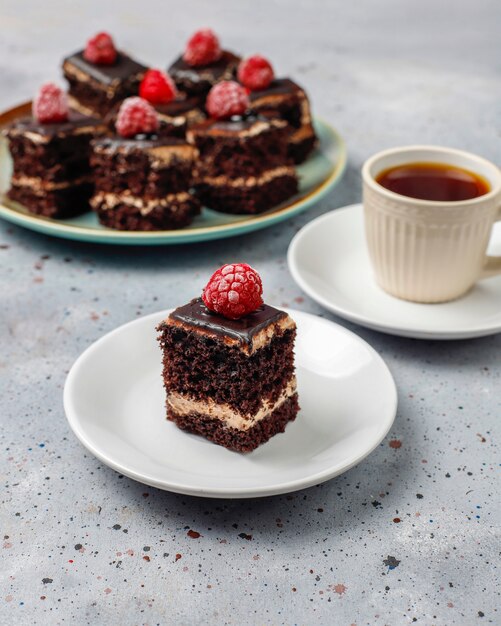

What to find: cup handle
left=481, top=205, right=501, bottom=278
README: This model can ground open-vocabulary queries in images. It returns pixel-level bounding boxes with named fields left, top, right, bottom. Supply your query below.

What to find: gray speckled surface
left=1, top=1, right=500, bottom=624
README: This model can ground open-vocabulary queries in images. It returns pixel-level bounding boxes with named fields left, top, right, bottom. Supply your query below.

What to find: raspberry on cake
left=202, top=262, right=263, bottom=319
left=183, top=29, right=222, bottom=67
left=62, top=32, right=147, bottom=117
left=247, top=76, right=318, bottom=164
left=32, top=81, right=69, bottom=123
left=136, top=69, right=205, bottom=137
left=115, top=96, right=159, bottom=137
left=205, top=80, right=249, bottom=119
left=83, top=32, right=117, bottom=66
left=187, top=82, right=298, bottom=214
left=90, top=97, right=200, bottom=230
left=139, top=69, right=178, bottom=104
left=3, top=83, right=107, bottom=218
left=168, top=28, right=241, bottom=100
left=238, top=55, right=275, bottom=91
left=157, top=264, right=299, bottom=452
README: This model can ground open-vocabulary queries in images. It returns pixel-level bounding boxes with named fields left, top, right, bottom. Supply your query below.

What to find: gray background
left=1, top=1, right=500, bottom=624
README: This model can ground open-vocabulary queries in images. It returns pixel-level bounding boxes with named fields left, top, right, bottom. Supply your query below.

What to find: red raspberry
left=83, top=32, right=117, bottom=65
left=206, top=81, right=249, bottom=120
left=202, top=263, right=264, bottom=320
left=139, top=69, right=177, bottom=104
left=115, top=97, right=159, bottom=138
left=183, top=28, right=222, bottom=67
left=238, top=55, right=274, bottom=91
left=32, top=83, right=69, bottom=124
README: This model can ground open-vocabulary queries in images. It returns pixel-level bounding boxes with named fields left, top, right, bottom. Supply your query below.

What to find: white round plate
left=288, top=203, right=501, bottom=340
left=64, top=308, right=397, bottom=498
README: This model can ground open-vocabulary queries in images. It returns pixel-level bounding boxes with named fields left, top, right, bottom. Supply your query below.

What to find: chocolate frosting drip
left=169, top=298, right=287, bottom=347
left=248, top=78, right=303, bottom=101
left=63, top=51, right=147, bottom=85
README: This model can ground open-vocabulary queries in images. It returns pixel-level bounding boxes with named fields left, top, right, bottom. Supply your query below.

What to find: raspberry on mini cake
left=139, top=69, right=205, bottom=136
left=168, top=28, right=240, bottom=100
left=3, top=83, right=107, bottom=218
left=157, top=264, right=299, bottom=452
left=62, top=32, right=147, bottom=117
left=90, top=97, right=200, bottom=231
left=238, top=56, right=318, bottom=164
left=106, top=70, right=206, bottom=138
left=187, top=81, right=298, bottom=214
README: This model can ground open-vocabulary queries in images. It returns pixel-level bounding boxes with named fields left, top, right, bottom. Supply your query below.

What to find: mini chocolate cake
left=4, top=111, right=107, bottom=218
left=105, top=96, right=205, bottom=139
left=187, top=115, right=298, bottom=214
left=157, top=298, right=299, bottom=452
left=63, top=51, right=147, bottom=117
left=168, top=51, right=241, bottom=99
left=249, top=78, right=318, bottom=163
left=90, top=135, right=200, bottom=230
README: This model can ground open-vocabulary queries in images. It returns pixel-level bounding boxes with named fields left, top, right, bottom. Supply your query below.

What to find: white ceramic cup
left=362, top=146, right=501, bottom=303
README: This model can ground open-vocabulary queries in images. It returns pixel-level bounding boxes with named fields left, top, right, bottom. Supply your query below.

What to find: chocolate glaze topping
left=63, top=51, right=147, bottom=86
left=155, top=96, right=203, bottom=117
left=249, top=78, right=304, bottom=101
left=168, top=298, right=288, bottom=347
left=5, top=110, right=105, bottom=137
left=92, top=134, right=192, bottom=153
left=169, top=51, right=240, bottom=85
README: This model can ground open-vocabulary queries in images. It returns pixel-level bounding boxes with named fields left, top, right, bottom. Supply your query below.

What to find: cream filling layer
left=187, top=118, right=286, bottom=142
left=157, top=109, right=205, bottom=127
left=67, top=96, right=99, bottom=117
left=157, top=114, right=184, bottom=127
left=290, top=124, right=316, bottom=143
left=167, top=377, right=297, bottom=431
left=299, top=98, right=312, bottom=125
left=250, top=92, right=312, bottom=126
left=11, top=175, right=92, bottom=191
left=92, top=142, right=198, bottom=167
left=198, top=166, right=295, bottom=188
left=92, top=191, right=193, bottom=216
left=148, top=145, right=198, bottom=167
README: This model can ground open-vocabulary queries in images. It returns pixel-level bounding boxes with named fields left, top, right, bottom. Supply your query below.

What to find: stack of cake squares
left=3, top=28, right=318, bottom=229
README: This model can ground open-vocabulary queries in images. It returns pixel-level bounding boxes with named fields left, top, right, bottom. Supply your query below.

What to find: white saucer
left=63, top=308, right=397, bottom=499
left=288, top=204, right=501, bottom=340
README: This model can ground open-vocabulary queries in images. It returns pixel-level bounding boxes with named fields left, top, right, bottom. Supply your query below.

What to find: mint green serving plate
left=0, top=102, right=346, bottom=245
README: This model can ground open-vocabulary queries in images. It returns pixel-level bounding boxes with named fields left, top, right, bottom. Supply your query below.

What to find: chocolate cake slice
left=249, top=78, right=318, bottom=163
left=63, top=50, right=147, bottom=117
left=169, top=50, right=241, bottom=100
left=90, top=135, right=200, bottom=230
left=187, top=115, right=298, bottom=214
left=4, top=110, right=107, bottom=218
left=157, top=297, right=299, bottom=452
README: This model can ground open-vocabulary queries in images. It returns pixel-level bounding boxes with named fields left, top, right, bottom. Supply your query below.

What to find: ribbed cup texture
left=363, top=183, right=497, bottom=302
